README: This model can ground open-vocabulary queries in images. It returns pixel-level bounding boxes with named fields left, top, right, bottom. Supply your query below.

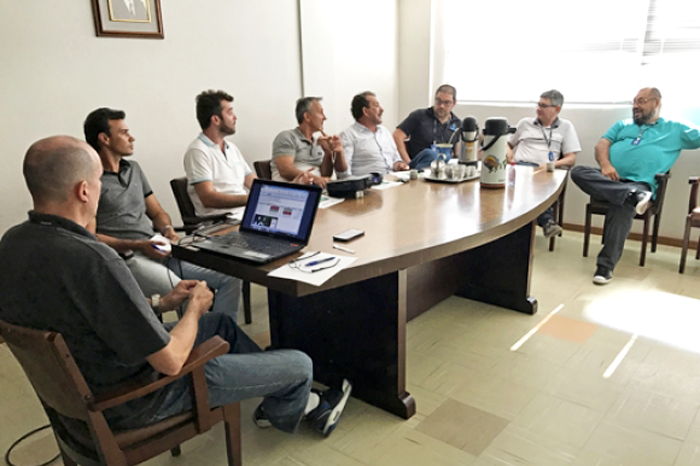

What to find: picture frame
left=91, top=0, right=164, bottom=39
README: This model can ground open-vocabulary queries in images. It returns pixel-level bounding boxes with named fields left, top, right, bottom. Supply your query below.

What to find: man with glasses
left=393, top=84, right=461, bottom=170
left=571, top=87, right=700, bottom=285
left=507, top=90, right=581, bottom=239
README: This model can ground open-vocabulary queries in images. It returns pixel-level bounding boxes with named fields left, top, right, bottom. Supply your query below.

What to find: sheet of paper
left=319, top=195, right=345, bottom=209
left=372, top=180, right=403, bottom=190
left=267, top=251, right=357, bottom=287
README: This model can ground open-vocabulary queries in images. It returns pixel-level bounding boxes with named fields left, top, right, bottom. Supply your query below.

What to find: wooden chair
left=583, top=172, right=671, bottom=267
left=254, top=160, right=272, bottom=180
left=679, top=176, right=700, bottom=273
left=170, top=177, right=252, bottom=324
left=0, top=319, right=241, bottom=466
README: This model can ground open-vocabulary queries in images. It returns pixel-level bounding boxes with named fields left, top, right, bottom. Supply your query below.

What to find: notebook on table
left=193, top=179, right=322, bottom=264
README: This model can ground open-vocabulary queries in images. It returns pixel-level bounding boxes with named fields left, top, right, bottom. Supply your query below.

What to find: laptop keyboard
left=214, top=232, right=295, bottom=255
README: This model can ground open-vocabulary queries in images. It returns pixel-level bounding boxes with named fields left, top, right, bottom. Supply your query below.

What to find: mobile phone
left=333, top=228, right=365, bottom=242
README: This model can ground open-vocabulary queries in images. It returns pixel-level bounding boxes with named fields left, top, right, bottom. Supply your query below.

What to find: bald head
left=23, top=136, right=101, bottom=206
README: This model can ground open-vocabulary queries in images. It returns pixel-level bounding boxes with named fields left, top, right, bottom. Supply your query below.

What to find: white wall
left=0, top=0, right=399, bottom=234
left=300, top=0, right=398, bottom=134
left=397, top=0, right=700, bottom=241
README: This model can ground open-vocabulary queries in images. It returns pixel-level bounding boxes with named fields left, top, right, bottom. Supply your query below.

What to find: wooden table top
left=173, top=166, right=567, bottom=297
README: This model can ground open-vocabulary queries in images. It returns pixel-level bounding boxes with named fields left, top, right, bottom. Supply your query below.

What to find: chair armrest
left=90, top=336, right=230, bottom=412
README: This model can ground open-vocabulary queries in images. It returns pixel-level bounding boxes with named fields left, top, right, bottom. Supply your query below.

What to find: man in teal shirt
left=572, top=87, right=700, bottom=285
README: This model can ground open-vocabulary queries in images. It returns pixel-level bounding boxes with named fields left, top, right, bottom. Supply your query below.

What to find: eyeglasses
left=434, top=97, right=454, bottom=107
left=537, top=103, right=557, bottom=109
left=633, top=97, right=658, bottom=106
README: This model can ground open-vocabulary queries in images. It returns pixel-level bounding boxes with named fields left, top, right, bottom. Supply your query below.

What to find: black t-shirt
left=0, top=212, right=171, bottom=427
left=397, top=107, right=461, bottom=159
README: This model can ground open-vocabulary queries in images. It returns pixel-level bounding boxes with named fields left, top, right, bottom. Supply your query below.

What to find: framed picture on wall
left=91, top=0, right=164, bottom=39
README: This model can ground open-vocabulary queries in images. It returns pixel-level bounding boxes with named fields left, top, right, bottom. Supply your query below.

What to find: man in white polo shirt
left=184, top=90, right=256, bottom=217
left=507, top=89, right=581, bottom=238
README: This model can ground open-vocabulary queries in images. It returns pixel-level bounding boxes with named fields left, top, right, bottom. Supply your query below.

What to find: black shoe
left=593, top=266, right=613, bottom=285
left=306, top=379, right=352, bottom=437
left=627, top=191, right=652, bottom=215
left=253, top=404, right=273, bottom=428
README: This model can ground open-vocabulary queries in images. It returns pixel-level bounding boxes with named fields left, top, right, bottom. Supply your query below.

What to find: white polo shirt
left=183, top=133, right=252, bottom=217
left=509, top=117, right=581, bottom=165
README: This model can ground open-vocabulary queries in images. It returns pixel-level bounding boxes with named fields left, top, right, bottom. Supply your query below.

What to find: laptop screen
left=240, top=179, right=322, bottom=243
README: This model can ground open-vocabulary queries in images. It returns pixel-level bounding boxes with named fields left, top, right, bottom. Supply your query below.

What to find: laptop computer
left=193, top=179, right=322, bottom=264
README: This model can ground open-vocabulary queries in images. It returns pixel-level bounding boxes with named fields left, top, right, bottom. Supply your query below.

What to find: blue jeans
left=139, top=314, right=312, bottom=433
left=126, top=252, right=241, bottom=321
left=409, top=148, right=447, bottom=170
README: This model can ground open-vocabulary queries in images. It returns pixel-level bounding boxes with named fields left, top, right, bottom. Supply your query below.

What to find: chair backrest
left=170, top=177, right=199, bottom=225
left=0, top=319, right=93, bottom=421
left=254, top=160, right=272, bottom=180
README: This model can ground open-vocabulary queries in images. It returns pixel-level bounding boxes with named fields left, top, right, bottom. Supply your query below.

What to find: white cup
left=546, top=162, right=555, bottom=172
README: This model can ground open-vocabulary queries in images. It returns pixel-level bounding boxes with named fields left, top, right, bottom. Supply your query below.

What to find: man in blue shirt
left=571, top=87, right=700, bottom=284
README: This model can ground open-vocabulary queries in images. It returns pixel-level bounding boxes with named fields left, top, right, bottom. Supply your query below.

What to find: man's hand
left=601, top=164, right=620, bottom=181
left=162, top=225, right=180, bottom=242
left=141, top=239, right=170, bottom=260
left=393, top=161, right=410, bottom=172
left=187, top=281, right=214, bottom=318
left=318, top=135, right=343, bottom=155
left=160, top=280, right=198, bottom=311
left=293, top=169, right=328, bottom=188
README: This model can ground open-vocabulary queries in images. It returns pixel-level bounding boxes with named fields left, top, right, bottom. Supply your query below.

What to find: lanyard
left=539, top=124, right=554, bottom=161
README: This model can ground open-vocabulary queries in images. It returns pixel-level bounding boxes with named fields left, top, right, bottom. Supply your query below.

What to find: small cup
left=546, top=161, right=555, bottom=172
left=409, top=169, right=418, bottom=180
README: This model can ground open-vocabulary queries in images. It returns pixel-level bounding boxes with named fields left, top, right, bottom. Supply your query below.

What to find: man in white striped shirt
left=340, top=92, right=409, bottom=176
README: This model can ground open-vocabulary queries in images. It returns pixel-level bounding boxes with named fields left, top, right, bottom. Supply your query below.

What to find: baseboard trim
left=563, top=223, right=698, bottom=250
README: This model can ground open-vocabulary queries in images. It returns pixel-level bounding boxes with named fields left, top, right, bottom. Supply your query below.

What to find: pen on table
left=305, top=256, right=336, bottom=267
left=332, top=244, right=355, bottom=254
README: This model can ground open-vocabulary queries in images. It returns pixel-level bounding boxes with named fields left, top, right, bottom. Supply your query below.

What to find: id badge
left=632, top=138, right=640, bottom=146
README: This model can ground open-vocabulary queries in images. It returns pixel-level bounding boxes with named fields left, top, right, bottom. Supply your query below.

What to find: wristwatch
left=151, top=293, right=161, bottom=313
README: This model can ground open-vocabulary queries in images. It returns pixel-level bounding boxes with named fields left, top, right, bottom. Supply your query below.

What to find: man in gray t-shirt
left=84, top=107, right=241, bottom=321
left=271, top=97, right=348, bottom=187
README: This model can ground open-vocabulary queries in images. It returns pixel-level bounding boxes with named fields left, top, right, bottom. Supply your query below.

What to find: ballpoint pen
left=332, top=244, right=355, bottom=254
left=304, top=256, right=336, bottom=267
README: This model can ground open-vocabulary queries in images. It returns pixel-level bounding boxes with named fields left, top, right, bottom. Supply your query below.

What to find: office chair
left=679, top=176, right=700, bottom=273
left=253, top=160, right=272, bottom=180
left=0, top=319, right=242, bottom=466
left=170, top=177, right=252, bottom=324
left=583, top=172, right=670, bottom=267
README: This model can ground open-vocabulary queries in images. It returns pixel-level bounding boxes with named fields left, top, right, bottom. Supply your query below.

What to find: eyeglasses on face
left=537, top=103, right=557, bottom=109
left=434, top=97, right=454, bottom=106
left=633, top=97, right=658, bottom=106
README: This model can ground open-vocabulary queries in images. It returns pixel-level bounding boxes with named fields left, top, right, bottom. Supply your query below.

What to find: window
left=436, top=0, right=700, bottom=105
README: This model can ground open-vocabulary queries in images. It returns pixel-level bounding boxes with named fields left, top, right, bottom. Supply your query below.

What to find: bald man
left=571, top=88, right=700, bottom=285
left=0, top=136, right=351, bottom=437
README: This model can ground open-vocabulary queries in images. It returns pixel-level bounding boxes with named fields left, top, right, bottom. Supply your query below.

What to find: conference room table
left=173, top=166, right=567, bottom=420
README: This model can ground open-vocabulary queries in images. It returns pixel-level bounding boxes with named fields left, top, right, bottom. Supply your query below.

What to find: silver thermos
left=457, top=116, right=479, bottom=166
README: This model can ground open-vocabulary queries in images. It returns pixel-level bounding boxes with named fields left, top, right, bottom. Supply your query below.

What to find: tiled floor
left=3, top=231, right=700, bottom=465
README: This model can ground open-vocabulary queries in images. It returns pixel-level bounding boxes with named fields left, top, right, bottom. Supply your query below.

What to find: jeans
left=137, top=314, right=312, bottom=433
left=126, top=252, right=241, bottom=321
left=571, top=166, right=651, bottom=271
left=409, top=148, right=446, bottom=170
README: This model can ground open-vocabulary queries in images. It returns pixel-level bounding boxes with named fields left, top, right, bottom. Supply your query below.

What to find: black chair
left=0, top=319, right=242, bottom=466
left=254, top=160, right=272, bottom=180
left=679, top=176, right=700, bottom=273
left=170, top=178, right=252, bottom=324
left=583, top=172, right=671, bottom=267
